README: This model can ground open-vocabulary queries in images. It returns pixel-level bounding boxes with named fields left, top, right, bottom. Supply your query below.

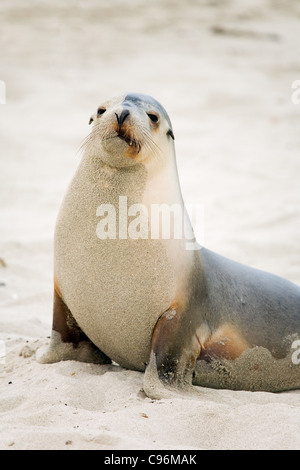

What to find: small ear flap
left=89, top=116, right=94, bottom=125
left=167, top=129, right=175, bottom=140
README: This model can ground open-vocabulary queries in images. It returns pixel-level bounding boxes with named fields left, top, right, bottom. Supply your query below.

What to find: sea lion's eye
left=147, top=113, right=159, bottom=124
left=97, top=108, right=106, bottom=117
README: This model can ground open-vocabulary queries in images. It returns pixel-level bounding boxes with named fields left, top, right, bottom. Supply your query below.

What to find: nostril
left=115, top=109, right=130, bottom=126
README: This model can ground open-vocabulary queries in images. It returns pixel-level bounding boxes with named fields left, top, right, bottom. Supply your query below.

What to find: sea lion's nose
left=115, top=109, right=130, bottom=126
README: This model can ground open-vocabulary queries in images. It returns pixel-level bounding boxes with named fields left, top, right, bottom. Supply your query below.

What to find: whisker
left=78, top=120, right=105, bottom=154
left=78, top=133, right=93, bottom=155
left=77, top=121, right=164, bottom=162
left=141, top=128, right=163, bottom=158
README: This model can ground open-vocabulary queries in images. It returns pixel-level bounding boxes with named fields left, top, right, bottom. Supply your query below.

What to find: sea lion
left=37, top=92, right=300, bottom=398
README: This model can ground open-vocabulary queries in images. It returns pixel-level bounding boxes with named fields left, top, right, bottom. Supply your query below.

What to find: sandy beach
left=1, top=0, right=300, bottom=450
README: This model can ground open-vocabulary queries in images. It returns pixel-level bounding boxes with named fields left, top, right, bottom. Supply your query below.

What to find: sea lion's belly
left=55, top=205, right=176, bottom=371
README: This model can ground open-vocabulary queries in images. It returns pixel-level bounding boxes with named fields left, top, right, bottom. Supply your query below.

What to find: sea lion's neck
left=79, top=152, right=147, bottom=202
left=79, top=150, right=182, bottom=207
left=142, top=152, right=184, bottom=208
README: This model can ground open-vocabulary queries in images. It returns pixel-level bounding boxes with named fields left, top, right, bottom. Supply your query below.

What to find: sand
left=1, top=0, right=300, bottom=450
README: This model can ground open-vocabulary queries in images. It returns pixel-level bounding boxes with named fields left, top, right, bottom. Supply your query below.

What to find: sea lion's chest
left=54, top=161, right=180, bottom=370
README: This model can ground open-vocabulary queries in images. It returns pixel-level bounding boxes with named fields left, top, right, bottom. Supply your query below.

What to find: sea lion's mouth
left=117, top=132, right=141, bottom=153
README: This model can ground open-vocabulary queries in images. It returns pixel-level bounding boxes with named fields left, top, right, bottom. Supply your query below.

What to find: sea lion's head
left=84, top=93, right=175, bottom=168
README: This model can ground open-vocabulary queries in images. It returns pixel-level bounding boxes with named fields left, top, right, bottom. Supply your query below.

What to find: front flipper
left=37, top=280, right=111, bottom=365
left=143, top=307, right=201, bottom=399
